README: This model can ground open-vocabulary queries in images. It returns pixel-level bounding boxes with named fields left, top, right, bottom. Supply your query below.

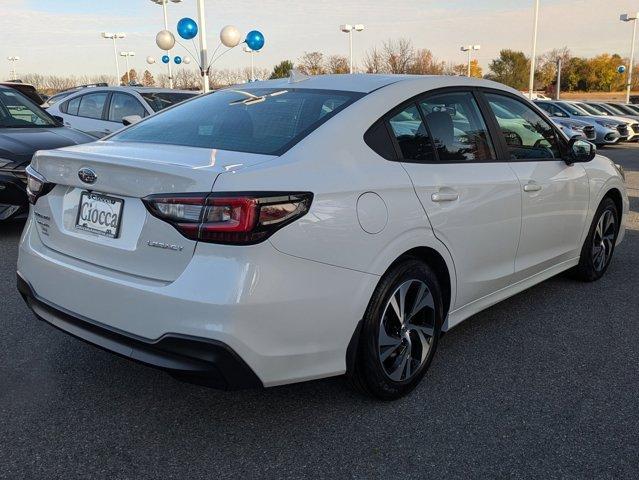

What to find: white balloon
left=183, top=57, right=191, bottom=64
left=155, top=30, right=175, bottom=51
left=146, top=56, right=156, bottom=65
left=220, top=25, right=242, bottom=48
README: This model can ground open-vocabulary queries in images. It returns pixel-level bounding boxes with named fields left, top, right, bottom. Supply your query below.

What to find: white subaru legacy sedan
left=18, top=75, right=628, bottom=399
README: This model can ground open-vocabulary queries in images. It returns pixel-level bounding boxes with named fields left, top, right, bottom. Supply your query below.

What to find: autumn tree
left=363, top=47, right=384, bottom=73
left=326, top=55, right=349, bottom=74
left=141, top=70, right=155, bottom=87
left=409, top=49, right=445, bottom=75
left=120, top=69, right=137, bottom=85
left=270, top=60, right=294, bottom=79
left=298, top=52, right=325, bottom=75
left=383, top=38, right=414, bottom=74
left=487, top=50, right=529, bottom=90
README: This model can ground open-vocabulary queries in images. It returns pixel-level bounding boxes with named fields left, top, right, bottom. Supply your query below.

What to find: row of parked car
left=537, top=99, right=639, bottom=147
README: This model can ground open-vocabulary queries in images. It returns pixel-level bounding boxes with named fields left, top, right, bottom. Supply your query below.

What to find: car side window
left=66, top=96, right=81, bottom=116
left=387, top=104, right=435, bottom=162
left=108, top=93, right=146, bottom=122
left=485, top=93, right=562, bottom=160
left=419, top=92, right=496, bottom=162
left=77, top=92, right=108, bottom=120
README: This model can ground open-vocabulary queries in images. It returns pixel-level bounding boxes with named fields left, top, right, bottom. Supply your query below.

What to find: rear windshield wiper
left=228, top=89, right=288, bottom=106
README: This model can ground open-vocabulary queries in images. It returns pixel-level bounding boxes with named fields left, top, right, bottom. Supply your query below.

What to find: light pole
left=101, top=32, right=126, bottom=84
left=340, top=24, right=364, bottom=74
left=7, top=56, right=19, bottom=81
left=460, top=45, right=480, bottom=77
left=196, top=0, right=210, bottom=93
left=120, top=51, right=136, bottom=84
left=621, top=13, right=639, bottom=103
left=150, top=0, right=183, bottom=89
left=243, top=46, right=260, bottom=82
left=528, top=0, right=540, bottom=98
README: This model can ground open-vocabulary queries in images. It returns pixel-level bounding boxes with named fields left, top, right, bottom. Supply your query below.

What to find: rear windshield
left=140, top=92, right=197, bottom=112
left=112, top=88, right=363, bottom=155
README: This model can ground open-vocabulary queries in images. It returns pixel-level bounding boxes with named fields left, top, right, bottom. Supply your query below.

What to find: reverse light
left=143, top=192, right=313, bottom=245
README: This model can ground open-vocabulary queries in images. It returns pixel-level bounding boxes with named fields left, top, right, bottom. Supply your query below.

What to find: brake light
left=25, top=165, right=55, bottom=205
left=143, top=192, right=313, bottom=245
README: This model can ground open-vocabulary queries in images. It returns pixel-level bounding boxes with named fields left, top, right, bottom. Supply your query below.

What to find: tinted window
left=485, top=93, right=561, bottom=160
left=364, top=121, right=397, bottom=160
left=112, top=88, right=362, bottom=155
left=419, top=92, right=495, bottom=162
left=0, top=89, right=56, bottom=127
left=77, top=92, right=108, bottom=119
left=388, top=104, right=435, bottom=162
left=140, top=92, right=197, bottom=112
left=108, top=93, right=146, bottom=122
left=66, top=96, right=81, bottom=115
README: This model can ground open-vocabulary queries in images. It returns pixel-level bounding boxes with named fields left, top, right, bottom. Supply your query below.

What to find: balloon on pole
left=220, top=25, right=242, bottom=48
left=161, top=55, right=170, bottom=64
left=156, top=30, right=176, bottom=51
left=618, top=65, right=627, bottom=74
left=177, top=17, right=198, bottom=40
left=174, top=56, right=182, bottom=65
left=183, top=57, right=191, bottom=65
left=146, top=56, right=156, bottom=65
left=245, top=30, right=265, bottom=51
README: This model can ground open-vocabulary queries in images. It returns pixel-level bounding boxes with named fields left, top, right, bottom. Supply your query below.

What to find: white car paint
left=18, top=75, right=629, bottom=389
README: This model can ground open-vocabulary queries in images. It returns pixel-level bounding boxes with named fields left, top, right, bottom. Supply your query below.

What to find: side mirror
left=568, top=137, right=596, bottom=163
left=122, top=115, right=142, bottom=126
left=52, top=115, right=64, bottom=125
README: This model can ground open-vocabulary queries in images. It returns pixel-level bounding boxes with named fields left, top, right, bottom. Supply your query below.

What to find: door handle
left=523, top=183, right=542, bottom=192
left=431, top=191, right=460, bottom=202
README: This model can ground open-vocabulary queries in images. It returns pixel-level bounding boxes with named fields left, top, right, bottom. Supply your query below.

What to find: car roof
left=237, top=74, right=518, bottom=95
left=59, top=86, right=197, bottom=98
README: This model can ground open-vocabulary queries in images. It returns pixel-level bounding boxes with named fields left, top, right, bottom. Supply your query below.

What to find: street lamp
left=120, top=51, right=136, bottom=84
left=340, top=24, right=364, bottom=74
left=150, top=0, right=183, bottom=89
left=460, top=45, right=480, bottom=77
left=7, top=56, right=19, bottom=81
left=620, top=13, right=639, bottom=103
left=101, top=32, right=126, bottom=84
left=528, top=0, right=540, bottom=98
left=243, top=45, right=260, bottom=82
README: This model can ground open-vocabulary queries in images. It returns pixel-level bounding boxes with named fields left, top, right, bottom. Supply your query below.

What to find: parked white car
left=46, top=86, right=197, bottom=138
left=19, top=75, right=628, bottom=399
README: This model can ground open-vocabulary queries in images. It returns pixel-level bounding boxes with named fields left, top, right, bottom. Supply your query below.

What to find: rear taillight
left=143, top=192, right=313, bottom=245
left=25, top=165, right=54, bottom=205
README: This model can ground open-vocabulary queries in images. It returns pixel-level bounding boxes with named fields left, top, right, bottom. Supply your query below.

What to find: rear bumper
left=17, top=274, right=263, bottom=390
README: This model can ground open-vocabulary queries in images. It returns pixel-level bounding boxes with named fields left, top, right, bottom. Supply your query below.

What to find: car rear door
left=66, top=91, right=112, bottom=137
left=391, top=89, right=522, bottom=310
left=480, top=90, right=590, bottom=278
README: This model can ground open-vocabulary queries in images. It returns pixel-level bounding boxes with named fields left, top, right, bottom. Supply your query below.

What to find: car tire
left=572, top=197, right=619, bottom=282
left=349, top=258, right=443, bottom=400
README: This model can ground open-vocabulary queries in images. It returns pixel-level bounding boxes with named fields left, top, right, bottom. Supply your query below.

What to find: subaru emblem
left=78, top=167, right=97, bottom=185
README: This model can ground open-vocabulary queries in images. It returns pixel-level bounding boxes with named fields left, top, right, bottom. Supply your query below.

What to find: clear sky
left=1, top=0, right=638, bottom=79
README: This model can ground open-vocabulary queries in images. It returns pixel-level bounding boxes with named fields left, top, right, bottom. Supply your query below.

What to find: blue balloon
left=245, top=30, right=265, bottom=51
left=177, top=17, right=198, bottom=40
left=161, top=55, right=170, bottom=64
left=174, top=56, right=182, bottom=65
left=618, top=65, right=627, bottom=74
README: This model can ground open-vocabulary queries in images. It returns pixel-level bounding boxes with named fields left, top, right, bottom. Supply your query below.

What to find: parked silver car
left=46, top=86, right=198, bottom=138
left=534, top=100, right=621, bottom=146
left=568, top=101, right=639, bottom=141
left=550, top=116, right=596, bottom=141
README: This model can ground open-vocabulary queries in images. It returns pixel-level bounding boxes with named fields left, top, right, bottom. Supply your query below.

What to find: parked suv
left=46, top=86, right=197, bottom=138
left=19, top=76, right=628, bottom=399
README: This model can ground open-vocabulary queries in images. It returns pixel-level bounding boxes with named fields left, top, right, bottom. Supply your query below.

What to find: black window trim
left=477, top=87, right=570, bottom=162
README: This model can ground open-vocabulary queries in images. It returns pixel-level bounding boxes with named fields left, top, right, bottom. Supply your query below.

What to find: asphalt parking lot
left=1, top=145, right=638, bottom=480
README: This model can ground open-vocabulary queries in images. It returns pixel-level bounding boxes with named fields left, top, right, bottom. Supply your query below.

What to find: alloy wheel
left=378, top=279, right=436, bottom=382
left=592, top=209, right=616, bottom=272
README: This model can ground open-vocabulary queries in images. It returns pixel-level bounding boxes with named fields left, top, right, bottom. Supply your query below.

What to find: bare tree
left=298, top=51, right=326, bottom=75
left=173, top=69, right=201, bottom=89
left=383, top=38, right=415, bottom=74
left=363, top=47, right=384, bottom=73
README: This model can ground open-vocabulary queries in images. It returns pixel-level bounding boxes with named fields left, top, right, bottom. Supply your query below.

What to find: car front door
left=107, top=92, right=147, bottom=133
left=482, top=91, right=590, bottom=278
left=391, top=90, right=522, bottom=310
